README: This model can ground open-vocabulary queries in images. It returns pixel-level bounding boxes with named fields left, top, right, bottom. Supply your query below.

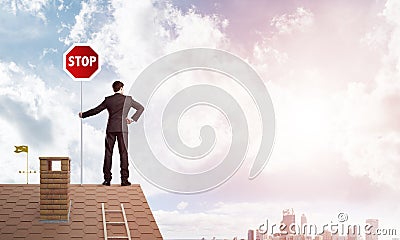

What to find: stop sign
left=63, top=43, right=101, bottom=81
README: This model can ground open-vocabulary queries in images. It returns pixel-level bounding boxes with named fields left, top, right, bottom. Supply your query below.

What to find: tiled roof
left=0, top=184, right=163, bottom=240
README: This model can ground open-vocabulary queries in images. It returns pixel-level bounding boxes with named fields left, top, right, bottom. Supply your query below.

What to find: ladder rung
left=107, top=221, right=125, bottom=225
left=108, top=236, right=129, bottom=239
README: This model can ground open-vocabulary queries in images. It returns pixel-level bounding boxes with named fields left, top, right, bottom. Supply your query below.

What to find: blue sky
left=1, top=0, right=400, bottom=239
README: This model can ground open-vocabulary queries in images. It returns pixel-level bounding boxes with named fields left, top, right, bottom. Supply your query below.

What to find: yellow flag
left=14, top=145, right=28, bottom=153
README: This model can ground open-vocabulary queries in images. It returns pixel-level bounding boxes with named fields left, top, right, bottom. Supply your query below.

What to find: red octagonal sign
left=63, top=43, right=101, bottom=81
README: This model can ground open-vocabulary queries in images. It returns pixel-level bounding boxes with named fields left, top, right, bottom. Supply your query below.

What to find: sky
left=1, top=0, right=400, bottom=239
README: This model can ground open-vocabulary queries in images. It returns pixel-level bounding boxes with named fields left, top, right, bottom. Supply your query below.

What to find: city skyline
left=244, top=209, right=394, bottom=240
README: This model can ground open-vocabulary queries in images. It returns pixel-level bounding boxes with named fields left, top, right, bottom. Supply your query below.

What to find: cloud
left=40, top=47, right=58, bottom=59
left=161, top=5, right=229, bottom=52
left=62, top=0, right=104, bottom=46
left=0, top=0, right=51, bottom=22
left=62, top=0, right=228, bottom=83
left=271, top=7, right=314, bottom=35
left=0, top=96, right=53, bottom=147
left=176, top=201, right=189, bottom=210
left=361, top=25, right=389, bottom=51
left=248, top=0, right=400, bottom=194
left=336, top=0, right=400, bottom=190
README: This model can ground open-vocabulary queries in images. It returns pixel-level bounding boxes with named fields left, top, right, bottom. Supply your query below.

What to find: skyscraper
left=281, top=209, right=296, bottom=235
left=322, top=230, right=332, bottom=240
left=249, top=229, right=255, bottom=240
left=366, top=219, right=379, bottom=240
left=256, top=229, right=263, bottom=240
left=347, top=225, right=359, bottom=240
left=301, top=214, right=307, bottom=235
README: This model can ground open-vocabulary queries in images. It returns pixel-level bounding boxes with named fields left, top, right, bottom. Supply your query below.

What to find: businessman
left=79, top=81, right=144, bottom=186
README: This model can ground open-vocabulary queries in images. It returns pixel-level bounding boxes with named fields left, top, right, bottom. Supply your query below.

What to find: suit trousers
left=103, top=132, right=129, bottom=181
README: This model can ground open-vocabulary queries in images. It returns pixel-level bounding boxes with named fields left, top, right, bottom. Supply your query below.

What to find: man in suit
left=79, top=81, right=144, bottom=186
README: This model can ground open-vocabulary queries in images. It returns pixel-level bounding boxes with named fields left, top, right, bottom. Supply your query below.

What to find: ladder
left=101, top=203, right=132, bottom=240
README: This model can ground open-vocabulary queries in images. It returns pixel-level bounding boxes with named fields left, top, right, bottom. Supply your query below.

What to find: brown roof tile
left=14, top=229, right=29, bottom=238
left=0, top=184, right=163, bottom=239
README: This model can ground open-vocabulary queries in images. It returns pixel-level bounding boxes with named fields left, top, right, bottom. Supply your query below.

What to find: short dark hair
left=112, top=81, right=124, bottom=92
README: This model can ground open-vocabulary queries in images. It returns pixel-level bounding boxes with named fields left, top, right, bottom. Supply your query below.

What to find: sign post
left=63, top=43, right=101, bottom=185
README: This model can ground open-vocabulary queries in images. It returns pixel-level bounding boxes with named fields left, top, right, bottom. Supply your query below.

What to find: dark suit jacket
left=82, top=93, right=144, bottom=133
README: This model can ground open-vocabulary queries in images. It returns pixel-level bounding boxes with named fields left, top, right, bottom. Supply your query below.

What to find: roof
left=0, top=184, right=163, bottom=240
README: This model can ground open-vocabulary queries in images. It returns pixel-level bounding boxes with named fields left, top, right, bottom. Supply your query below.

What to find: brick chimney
left=39, top=157, right=71, bottom=221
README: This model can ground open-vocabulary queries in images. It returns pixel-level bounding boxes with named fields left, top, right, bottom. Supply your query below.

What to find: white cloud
left=250, top=1, right=400, bottom=193
left=361, top=25, right=389, bottom=51
left=62, top=0, right=102, bottom=46
left=336, top=0, right=400, bottom=190
left=40, top=47, right=58, bottom=59
left=271, top=7, right=314, bottom=35
left=0, top=0, right=51, bottom=22
left=62, top=0, right=229, bottom=86
left=383, top=0, right=400, bottom=25
left=177, top=201, right=189, bottom=210
left=161, top=6, right=229, bottom=52
left=382, top=0, right=400, bottom=73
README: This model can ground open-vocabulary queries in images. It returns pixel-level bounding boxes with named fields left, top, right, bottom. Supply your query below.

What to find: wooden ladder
left=101, top=203, right=132, bottom=240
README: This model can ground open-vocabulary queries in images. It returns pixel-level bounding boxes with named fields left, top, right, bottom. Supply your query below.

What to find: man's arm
left=129, top=97, right=144, bottom=122
left=80, top=99, right=107, bottom=118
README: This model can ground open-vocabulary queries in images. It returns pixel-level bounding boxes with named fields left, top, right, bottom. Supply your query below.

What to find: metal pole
left=26, top=151, right=28, bottom=184
left=80, top=81, right=83, bottom=185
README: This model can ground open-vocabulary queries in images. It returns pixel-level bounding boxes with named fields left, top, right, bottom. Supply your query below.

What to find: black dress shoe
left=121, top=181, right=131, bottom=186
left=102, top=180, right=110, bottom=186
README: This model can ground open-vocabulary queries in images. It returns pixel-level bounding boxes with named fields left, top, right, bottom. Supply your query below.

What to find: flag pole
left=26, top=150, right=28, bottom=184
left=80, top=81, right=83, bottom=186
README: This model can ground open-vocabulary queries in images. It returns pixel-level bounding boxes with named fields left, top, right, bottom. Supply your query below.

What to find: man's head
left=112, top=81, right=124, bottom=93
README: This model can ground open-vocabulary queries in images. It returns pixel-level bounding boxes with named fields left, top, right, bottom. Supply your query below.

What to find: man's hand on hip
left=126, top=118, right=134, bottom=124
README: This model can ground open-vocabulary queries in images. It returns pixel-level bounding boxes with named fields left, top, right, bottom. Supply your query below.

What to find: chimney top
left=39, top=157, right=71, bottom=222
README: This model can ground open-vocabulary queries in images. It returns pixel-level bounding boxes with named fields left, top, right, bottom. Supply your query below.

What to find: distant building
left=321, top=230, right=332, bottom=240
left=256, top=229, right=263, bottom=240
left=305, top=236, right=313, bottom=240
left=347, top=224, right=359, bottom=240
left=301, top=214, right=307, bottom=235
left=248, top=229, right=255, bottom=240
left=332, top=236, right=346, bottom=240
left=287, top=235, right=306, bottom=240
left=281, top=209, right=296, bottom=235
left=366, top=219, right=379, bottom=240
left=271, top=235, right=286, bottom=240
